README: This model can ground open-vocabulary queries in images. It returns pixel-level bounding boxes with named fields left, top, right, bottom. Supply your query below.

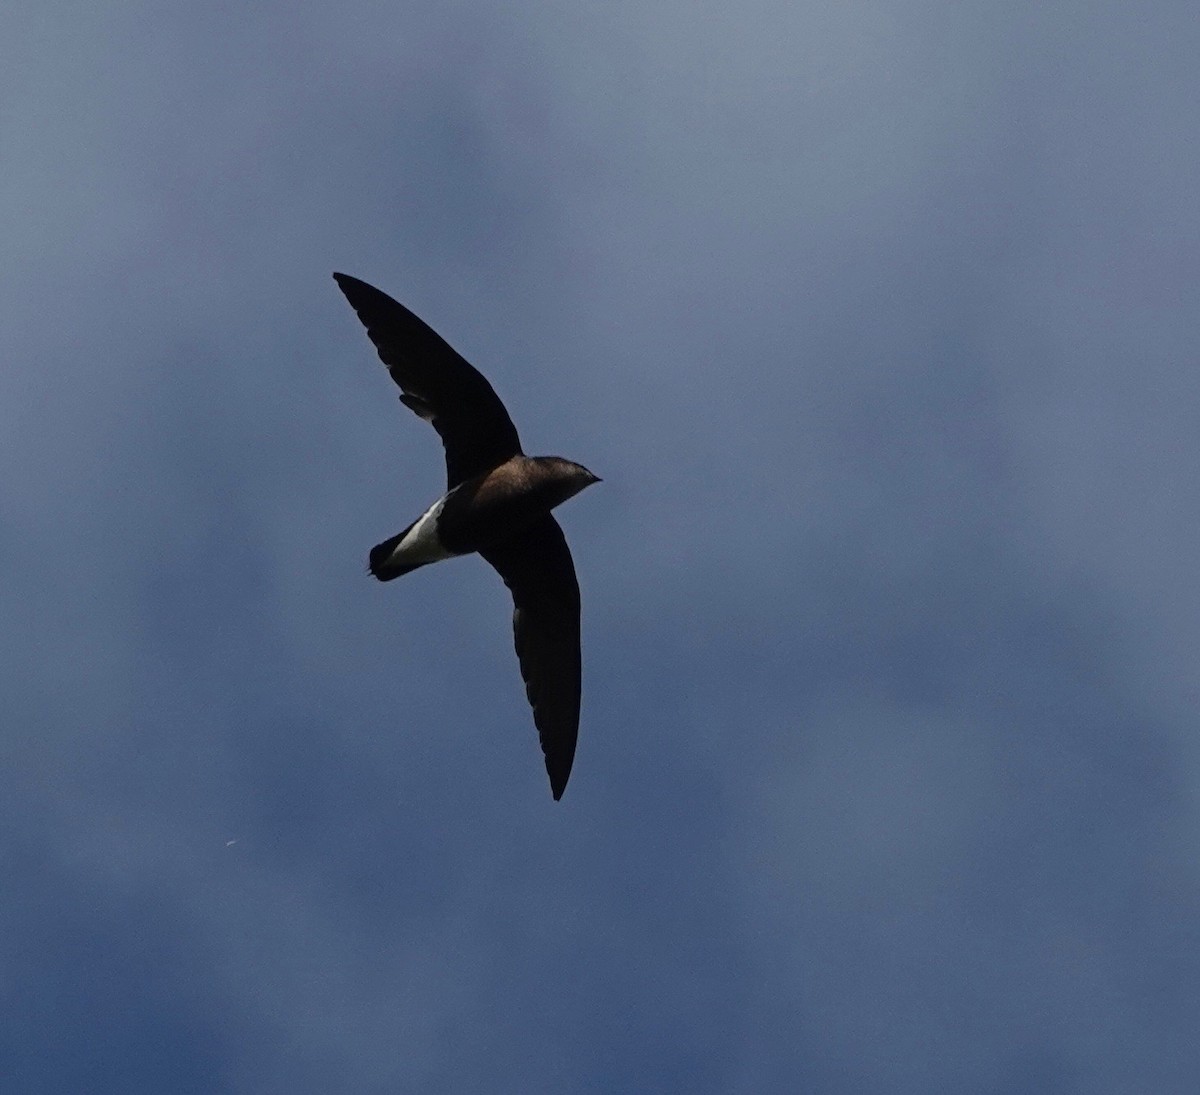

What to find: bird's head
left=532, top=456, right=602, bottom=507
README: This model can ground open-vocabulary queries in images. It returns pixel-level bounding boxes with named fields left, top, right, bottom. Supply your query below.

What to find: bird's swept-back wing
left=334, top=273, right=523, bottom=487
left=480, top=516, right=581, bottom=800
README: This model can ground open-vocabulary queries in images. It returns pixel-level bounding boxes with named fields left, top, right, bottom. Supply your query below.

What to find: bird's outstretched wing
left=334, top=273, right=523, bottom=488
left=479, top=515, right=582, bottom=800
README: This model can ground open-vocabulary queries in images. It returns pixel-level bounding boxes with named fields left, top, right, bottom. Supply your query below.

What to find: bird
left=333, top=273, right=600, bottom=800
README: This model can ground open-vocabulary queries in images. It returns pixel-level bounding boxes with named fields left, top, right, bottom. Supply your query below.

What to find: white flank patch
left=387, top=495, right=456, bottom=566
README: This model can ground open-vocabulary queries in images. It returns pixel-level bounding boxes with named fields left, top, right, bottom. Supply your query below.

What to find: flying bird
left=333, top=273, right=600, bottom=800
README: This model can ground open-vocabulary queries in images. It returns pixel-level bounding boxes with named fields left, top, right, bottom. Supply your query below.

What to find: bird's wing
left=334, top=273, right=523, bottom=488
left=479, top=515, right=582, bottom=800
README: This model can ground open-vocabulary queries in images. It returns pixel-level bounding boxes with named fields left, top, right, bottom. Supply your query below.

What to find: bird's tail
left=367, top=523, right=427, bottom=582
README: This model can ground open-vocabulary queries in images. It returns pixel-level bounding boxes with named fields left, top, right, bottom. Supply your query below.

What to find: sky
left=2, top=1, right=1199, bottom=1091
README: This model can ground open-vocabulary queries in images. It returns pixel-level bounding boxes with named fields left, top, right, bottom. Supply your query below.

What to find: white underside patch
left=386, top=496, right=456, bottom=566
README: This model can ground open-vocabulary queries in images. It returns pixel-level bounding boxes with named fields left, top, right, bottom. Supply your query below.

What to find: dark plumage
left=334, top=273, right=599, bottom=800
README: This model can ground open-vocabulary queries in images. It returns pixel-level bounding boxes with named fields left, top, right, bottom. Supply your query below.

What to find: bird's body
left=333, top=273, right=599, bottom=799
left=369, top=455, right=598, bottom=581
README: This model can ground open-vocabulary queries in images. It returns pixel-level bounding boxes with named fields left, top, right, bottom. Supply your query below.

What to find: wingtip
left=549, top=768, right=570, bottom=801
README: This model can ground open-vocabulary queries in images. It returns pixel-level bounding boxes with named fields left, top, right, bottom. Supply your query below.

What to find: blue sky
left=3, top=2, right=1199, bottom=1091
